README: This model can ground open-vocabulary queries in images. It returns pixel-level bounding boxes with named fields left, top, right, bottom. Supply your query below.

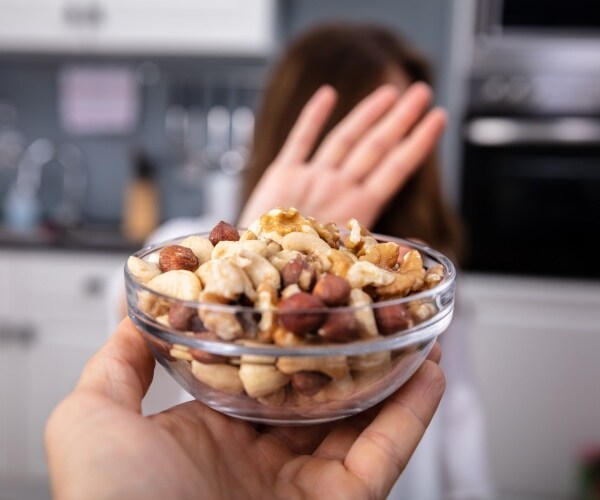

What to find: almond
left=291, top=371, right=332, bottom=396
left=312, top=273, right=351, bottom=306
left=317, top=310, right=360, bottom=343
left=159, top=245, right=200, bottom=272
left=278, top=292, right=325, bottom=335
left=374, top=303, right=413, bottom=335
left=209, top=221, right=240, bottom=245
left=168, top=303, right=197, bottom=330
left=281, top=256, right=316, bottom=290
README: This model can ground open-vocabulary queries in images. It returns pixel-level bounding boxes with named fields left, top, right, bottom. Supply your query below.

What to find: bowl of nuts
left=125, top=208, right=456, bottom=425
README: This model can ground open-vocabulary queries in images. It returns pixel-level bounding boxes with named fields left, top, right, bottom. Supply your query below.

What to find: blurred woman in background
left=238, top=23, right=492, bottom=500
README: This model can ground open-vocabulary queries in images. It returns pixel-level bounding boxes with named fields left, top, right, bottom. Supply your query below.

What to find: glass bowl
left=125, top=232, right=456, bottom=425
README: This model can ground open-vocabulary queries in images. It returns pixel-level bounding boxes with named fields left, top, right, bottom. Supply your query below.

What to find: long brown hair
left=243, top=23, right=464, bottom=264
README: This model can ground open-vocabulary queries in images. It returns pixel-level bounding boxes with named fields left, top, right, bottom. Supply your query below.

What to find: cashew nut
left=239, top=229, right=258, bottom=241
left=170, top=344, right=194, bottom=361
left=346, top=261, right=395, bottom=289
left=179, top=235, right=214, bottom=264
left=198, top=291, right=243, bottom=341
left=146, top=270, right=202, bottom=301
left=235, top=251, right=281, bottom=290
left=265, top=241, right=283, bottom=258
left=348, top=348, right=391, bottom=372
left=211, top=240, right=268, bottom=259
left=277, top=356, right=349, bottom=380
left=196, top=259, right=255, bottom=301
left=311, top=374, right=355, bottom=402
left=280, top=283, right=301, bottom=299
left=239, top=364, right=290, bottom=398
left=137, top=290, right=169, bottom=316
left=127, top=256, right=161, bottom=283
left=269, top=249, right=303, bottom=271
left=408, top=300, right=437, bottom=322
left=191, top=360, right=244, bottom=395
left=349, top=288, right=379, bottom=338
left=257, top=387, right=287, bottom=406
left=424, top=264, right=445, bottom=289
left=280, top=232, right=331, bottom=271
left=256, top=283, right=278, bottom=339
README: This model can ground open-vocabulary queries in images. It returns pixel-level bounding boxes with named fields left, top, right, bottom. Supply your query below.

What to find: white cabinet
left=0, top=249, right=127, bottom=499
left=461, top=273, right=600, bottom=499
left=0, top=0, right=276, bottom=56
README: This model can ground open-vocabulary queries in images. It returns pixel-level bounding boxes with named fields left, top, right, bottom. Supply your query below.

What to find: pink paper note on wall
left=59, top=66, right=139, bottom=135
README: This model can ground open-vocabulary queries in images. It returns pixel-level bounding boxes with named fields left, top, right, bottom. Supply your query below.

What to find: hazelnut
left=168, top=303, right=197, bottom=330
left=209, top=221, right=240, bottom=245
left=159, top=245, right=200, bottom=272
left=291, top=371, right=332, bottom=396
left=189, top=331, right=229, bottom=364
left=281, top=256, right=316, bottom=291
left=190, top=315, right=207, bottom=333
left=278, top=292, right=326, bottom=335
left=374, top=303, right=413, bottom=335
left=312, top=273, right=351, bottom=306
left=317, top=311, right=360, bottom=343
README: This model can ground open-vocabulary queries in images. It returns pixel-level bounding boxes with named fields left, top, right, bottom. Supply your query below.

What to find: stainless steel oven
left=461, top=117, right=600, bottom=278
left=459, top=0, right=600, bottom=279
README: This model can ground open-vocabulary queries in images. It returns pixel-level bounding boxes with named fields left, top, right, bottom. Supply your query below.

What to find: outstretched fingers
left=275, top=85, right=338, bottom=167
left=339, top=82, right=433, bottom=182
left=344, top=360, right=446, bottom=499
left=364, top=107, right=447, bottom=202
left=311, top=84, right=400, bottom=168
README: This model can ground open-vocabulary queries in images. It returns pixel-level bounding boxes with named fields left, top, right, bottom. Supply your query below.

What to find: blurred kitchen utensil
left=220, top=105, right=254, bottom=175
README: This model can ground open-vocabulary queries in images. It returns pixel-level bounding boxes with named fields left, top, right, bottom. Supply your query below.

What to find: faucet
left=4, top=138, right=87, bottom=231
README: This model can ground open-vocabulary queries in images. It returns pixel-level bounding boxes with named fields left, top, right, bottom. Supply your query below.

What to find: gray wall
left=0, top=0, right=461, bottom=227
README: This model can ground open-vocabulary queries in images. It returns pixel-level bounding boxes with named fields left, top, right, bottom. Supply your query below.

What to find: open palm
left=238, top=82, right=447, bottom=229
left=45, top=319, right=444, bottom=500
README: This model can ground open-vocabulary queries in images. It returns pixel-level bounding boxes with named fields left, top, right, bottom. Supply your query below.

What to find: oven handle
left=464, top=117, right=600, bottom=146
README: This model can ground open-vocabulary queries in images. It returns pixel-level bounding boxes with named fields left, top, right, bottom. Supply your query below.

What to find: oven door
left=461, top=117, right=600, bottom=278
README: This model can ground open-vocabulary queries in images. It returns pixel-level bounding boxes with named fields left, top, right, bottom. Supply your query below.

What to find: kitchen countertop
left=0, top=224, right=139, bottom=254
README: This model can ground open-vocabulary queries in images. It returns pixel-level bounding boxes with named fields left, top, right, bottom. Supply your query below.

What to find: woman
left=238, top=23, right=492, bottom=499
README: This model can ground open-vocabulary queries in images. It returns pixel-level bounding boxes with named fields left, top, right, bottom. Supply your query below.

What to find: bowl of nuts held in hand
left=125, top=207, right=456, bottom=425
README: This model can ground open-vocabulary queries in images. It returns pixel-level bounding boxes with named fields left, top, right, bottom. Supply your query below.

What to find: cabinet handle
left=63, top=4, right=86, bottom=26
left=14, top=324, right=37, bottom=346
left=83, top=276, right=104, bottom=297
left=87, top=3, right=105, bottom=26
left=0, top=323, right=37, bottom=346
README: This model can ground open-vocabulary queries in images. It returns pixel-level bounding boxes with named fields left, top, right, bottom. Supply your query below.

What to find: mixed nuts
left=127, top=207, right=446, bottom=408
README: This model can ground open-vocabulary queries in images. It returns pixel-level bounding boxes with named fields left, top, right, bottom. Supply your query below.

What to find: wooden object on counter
left=122, top=151, right=160, bottom=243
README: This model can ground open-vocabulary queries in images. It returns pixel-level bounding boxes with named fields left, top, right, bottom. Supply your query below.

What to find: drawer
left=10, top=252, right=126, bottom=322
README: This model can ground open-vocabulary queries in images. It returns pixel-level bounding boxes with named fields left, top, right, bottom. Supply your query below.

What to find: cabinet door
left=95, top=0, right=276, bottom=55
left=18, top=321, right=104, bottom=479
left=0, top=0, right=92, bottom=52
left=462, top=274, right=600, bottom=498
left=0, top=250, right=127, bottom=496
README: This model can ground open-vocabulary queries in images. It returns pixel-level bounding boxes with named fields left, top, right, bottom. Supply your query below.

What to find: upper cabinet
left=0, top=0, right=277, bottom=56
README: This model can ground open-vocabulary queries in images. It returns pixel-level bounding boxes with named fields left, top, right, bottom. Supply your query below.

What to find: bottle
left=122, top=150, right=160, bottom=243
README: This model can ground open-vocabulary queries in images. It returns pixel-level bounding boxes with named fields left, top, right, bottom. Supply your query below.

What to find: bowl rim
left=125, top=230, right=456, bottom=314
left=125, top=230, right=456, bottom=356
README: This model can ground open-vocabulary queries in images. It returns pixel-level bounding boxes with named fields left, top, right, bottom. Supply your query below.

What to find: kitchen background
left=1, top=1, right=599, bottom=499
